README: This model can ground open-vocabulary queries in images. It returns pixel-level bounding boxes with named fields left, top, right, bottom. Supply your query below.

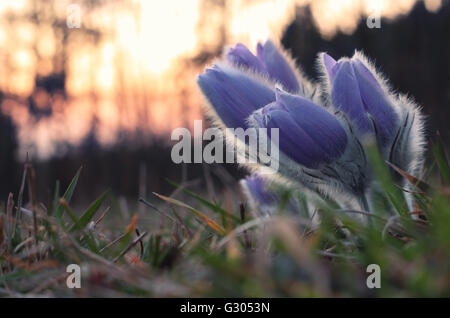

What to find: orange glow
left=229, top=0, right=300, bottom=47
left=311, top=0, right=364, bottom=37
left=0, top=0, right=442, bottom=159
left=36, top=25, right=57, bottom=58
left=424, top=0, right=442, bottom=12
left=135, top=0, right=200, bottom=74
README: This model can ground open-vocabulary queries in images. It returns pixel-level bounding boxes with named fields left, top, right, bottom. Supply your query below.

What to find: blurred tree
left=0, top=0, right=107, bottom=199
left=0, top=93, right=18, bottom=199
left=282, top=0, right=450, bottom=144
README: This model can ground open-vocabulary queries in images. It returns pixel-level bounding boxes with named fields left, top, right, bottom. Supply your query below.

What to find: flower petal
left=330, top=60, right=373, bottom=134
left=197, top=64, right=275, bottom=129
left=276, top=90, right=347, bottom=159
left=326, top=53, right=399, bottom=146
left=352, top=59, right=398, bottom=144
left=322, top=53, right=337, bottom=82
left=257, top=40, right=300, bottom=93
left=260, top=105, right=333, bottom=168
left=243, top=174, right=277, bottom=205
left=226, top=43, right=266, bottom=74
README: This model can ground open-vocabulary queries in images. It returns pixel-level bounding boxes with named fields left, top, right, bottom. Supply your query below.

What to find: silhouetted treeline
left=0, top=93, right=18, bottom=198
left=282, top=0, right=450, bottom=143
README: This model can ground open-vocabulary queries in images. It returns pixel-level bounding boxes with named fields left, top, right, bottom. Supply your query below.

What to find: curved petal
left=276, top=90, right=347, bottom=159
left=197, top=64, right=275, bottom=129
left=257, top=40, right=300, bottom=93
left=243, top=174, right=277, bottom=205
left=263, top=108, right=332, bottom=168
left=226, top=43, right=266, bottom=74
left=322, top=53, right=337, bottom=82
left=325, top=54, right=399, bottom=146
left=330, top=60, right=373, bottom=134
left=352, top=59, right=398, bottom=144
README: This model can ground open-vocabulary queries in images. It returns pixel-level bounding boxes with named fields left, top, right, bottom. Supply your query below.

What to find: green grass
left=1, top=140, right=450, bottom=297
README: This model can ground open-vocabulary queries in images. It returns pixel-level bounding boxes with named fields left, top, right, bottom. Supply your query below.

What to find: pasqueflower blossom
left=198, top=40, right=425, bottom=209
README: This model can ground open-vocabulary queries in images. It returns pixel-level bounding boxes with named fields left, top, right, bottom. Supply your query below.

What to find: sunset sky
left=0, top=0, right=442, bottom=158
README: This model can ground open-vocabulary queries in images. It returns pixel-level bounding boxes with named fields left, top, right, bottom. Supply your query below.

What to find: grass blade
left=153, top=192, right=225, bottom=235
left=432, top=133, right=450, bottom=185
left=70, top=191, right=108, bottom=233
left=167, top=179, right=240, bottom=223
left=367, top=143, right=409, bottom=216
left=55, top=167, right=82, bottom=222
left=386, top=161, right=431, bottom=193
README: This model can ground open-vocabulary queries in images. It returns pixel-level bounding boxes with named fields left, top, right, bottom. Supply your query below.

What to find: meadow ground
left=1, top=138, right=450, bottom=298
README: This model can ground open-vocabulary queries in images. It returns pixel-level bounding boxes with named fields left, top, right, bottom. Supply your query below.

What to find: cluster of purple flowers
left=198, top=40, right=425, bottom=213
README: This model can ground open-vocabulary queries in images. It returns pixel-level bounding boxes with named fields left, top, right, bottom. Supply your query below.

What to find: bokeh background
left=0, top=0, right=449, bottom=207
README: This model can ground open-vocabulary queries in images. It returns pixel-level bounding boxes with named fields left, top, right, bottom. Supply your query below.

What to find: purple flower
left=226, top=43, right=266, bottom=75
left=197, top=64, right=275, bottom=129
left=226, top=40, right=300, bottom=93
left=242, top=173, right=277, bottom=207
left=322, top=53, right=399, bottom=146
left=240, top=173, right=308, bottom=217
left=197, top=41, right=425, bottom=209
left=251, top=89, right=347, bottom=169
